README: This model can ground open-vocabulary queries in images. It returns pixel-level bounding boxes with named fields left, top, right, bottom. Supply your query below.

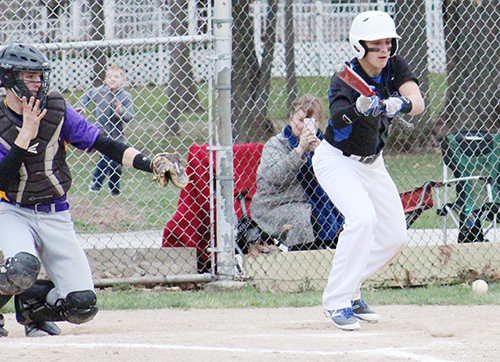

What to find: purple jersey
left=0, top=104, right=101, bottom=159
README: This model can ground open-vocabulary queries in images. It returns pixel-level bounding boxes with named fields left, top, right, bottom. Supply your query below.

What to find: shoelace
left=333, top=308, right=355, bottom=318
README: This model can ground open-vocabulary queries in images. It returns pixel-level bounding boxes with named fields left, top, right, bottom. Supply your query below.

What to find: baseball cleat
left=0, top=314, right=8, bottom=337
left=325, top=308, right=360, bottom=331
left=25, top=321, right=61, bottom=337
left=352, top=299, right=380, bottom=323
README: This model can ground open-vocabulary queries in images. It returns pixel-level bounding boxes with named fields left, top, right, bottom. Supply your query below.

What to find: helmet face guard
left=349, top=11, right=401, bottom=59
left=0, top=44, right=51, bottom=108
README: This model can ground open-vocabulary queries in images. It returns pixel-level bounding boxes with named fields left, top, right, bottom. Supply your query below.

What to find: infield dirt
left=1, top=305, right=498, bottom=362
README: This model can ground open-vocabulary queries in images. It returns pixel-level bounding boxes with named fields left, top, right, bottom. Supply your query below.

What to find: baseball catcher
left=0, top=43, right=187, bottom=337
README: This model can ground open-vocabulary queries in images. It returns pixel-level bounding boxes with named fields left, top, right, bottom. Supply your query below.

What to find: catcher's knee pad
left=64, top=290, right=98, bottom=324
left=15, top=284, right=98, bottom=325
left=0, top=252, right=40, bottom=295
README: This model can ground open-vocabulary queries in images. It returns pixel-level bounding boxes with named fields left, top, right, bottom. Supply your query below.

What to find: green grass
left=2, top=283, right=496, bottom=314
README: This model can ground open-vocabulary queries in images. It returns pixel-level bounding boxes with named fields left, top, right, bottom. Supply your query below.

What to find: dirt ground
left=1, top=305, right=498, bottom=362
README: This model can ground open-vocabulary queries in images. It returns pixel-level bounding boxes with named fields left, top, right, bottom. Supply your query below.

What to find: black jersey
left=325, top=56, right=418, bottom=157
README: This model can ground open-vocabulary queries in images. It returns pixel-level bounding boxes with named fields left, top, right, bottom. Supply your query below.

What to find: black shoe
left=352, top=299, right=380, bottom=323
left=0, top=314, right=8, bottom=337
left=111, top=189, right=121, bottom=196
left=25, top=321, right=61, bottom=337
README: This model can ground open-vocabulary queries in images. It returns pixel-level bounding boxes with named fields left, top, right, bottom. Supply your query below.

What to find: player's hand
left=381, top=97, right=412, bottom=118
left=21, top=96, right=46, bottom=140
left=74, top=107, right=85, bottom=114
left=355, top=95, right=382, bottom=116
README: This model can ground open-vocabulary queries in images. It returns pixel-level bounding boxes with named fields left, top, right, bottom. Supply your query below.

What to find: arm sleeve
left=390, top=55, right=419, bottom=93
left=0, top=144, right=29, bottom=190
left=92, top=133, right=129, bottom=164
left=92, top=133, right=152, bottom=172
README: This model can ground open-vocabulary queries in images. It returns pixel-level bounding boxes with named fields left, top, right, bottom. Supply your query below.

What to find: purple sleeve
left=62, top=105, right=101, bottom=151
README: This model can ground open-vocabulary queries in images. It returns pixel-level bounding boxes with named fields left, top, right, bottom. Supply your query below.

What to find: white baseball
left=472, top=279, right=488, bottom=295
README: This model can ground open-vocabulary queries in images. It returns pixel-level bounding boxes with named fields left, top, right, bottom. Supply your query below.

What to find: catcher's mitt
left=151, top=153, right=189, bottom=189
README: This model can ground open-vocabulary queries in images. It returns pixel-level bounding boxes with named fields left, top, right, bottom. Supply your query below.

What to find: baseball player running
left=312, top=11, right=425, bottom=330
left=0, top=43, right=187, bottom=337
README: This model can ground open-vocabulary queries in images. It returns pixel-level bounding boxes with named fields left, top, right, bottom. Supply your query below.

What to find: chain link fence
left=230, top=0, right=500, bottom=291
left=2, top=0, right=500, bottom=290
left=0, top=0, right=215, bottom=285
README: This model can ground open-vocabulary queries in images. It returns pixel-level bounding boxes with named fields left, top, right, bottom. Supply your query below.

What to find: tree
left=165, top=0, right=203, bottom=135
left=284, top=0, right=297, bottom=110
left=89, top=0, right=106, bottom=87
left=232, top=0, right=279, bottom=143
left=437, top=1, right=500, bottom=135
left=390, top=0, right=432, bottom=152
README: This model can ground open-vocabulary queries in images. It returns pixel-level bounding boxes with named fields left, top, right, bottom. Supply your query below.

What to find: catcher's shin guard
left=15, top=280, right=98, bottom=325
left=0, top=252, right=40, bottom=295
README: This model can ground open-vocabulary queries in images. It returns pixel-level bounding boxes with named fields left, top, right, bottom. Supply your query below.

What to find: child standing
left=76, top=65, right=135, bottom=195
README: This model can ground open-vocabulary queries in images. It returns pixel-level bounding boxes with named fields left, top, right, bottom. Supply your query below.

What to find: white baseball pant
left=312, top=140, right=407, bottom=311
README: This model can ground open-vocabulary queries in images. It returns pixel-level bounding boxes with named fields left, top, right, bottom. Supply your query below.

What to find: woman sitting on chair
left=250, top=94, right=343, bottom=251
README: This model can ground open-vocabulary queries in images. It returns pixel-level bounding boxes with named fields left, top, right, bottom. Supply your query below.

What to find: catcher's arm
left=93, top=135, right=188, bottom=189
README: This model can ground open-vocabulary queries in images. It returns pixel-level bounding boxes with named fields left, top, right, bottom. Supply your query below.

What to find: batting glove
left=381, top=97, right=413, bottom=118
left=355, top=95, right=382, bottom=116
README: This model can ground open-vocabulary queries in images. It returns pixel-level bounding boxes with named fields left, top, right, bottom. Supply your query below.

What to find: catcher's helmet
left=0, top=43, right=51, bottom=108
left=349, top=11, right=400, bottom=59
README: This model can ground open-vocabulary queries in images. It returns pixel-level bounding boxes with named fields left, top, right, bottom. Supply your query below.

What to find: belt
left=343, top=152, right=381, bottom=165
left=1, top=199, right=69, bottom=213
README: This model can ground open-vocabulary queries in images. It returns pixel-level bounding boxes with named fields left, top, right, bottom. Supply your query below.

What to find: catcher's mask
left=0, top=43, right=51, bottom=109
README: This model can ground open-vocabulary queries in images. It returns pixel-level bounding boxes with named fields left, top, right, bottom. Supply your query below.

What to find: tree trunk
left=232, top=0, right=278, bottom=144
left=284, top=0, right=297, bottom=110
left=389, top=0, right=432, bottom=153
left=438, top=1, right=500, bottom=136
left=89, top=0, right=106, bottom=87
left=165, top=0, right=203, bottom=135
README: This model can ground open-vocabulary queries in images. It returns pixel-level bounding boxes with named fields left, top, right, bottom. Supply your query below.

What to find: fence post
left=213, top=0, right=235, bottom=279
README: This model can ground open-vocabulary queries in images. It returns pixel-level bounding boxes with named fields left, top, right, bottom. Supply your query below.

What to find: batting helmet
left=349, top=11, right=401, bottom=59
left=0, top=43, right=51, bottom=108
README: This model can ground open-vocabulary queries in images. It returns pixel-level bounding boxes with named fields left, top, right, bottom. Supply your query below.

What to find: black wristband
left=133, top=154, right=152, bottom=172
left=399, top=97, right=413, bottom=114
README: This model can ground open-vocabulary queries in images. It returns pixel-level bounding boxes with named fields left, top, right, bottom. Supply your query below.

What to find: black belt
left=343, top=151, right=381, bottom=165
left=1, top=199, right=69, bottom=213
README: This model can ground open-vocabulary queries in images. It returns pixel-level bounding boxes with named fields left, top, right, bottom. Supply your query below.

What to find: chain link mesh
left=231, top=0, right=500, bottom=290
left=0, top=0, right=213, bottom=283
left=2, top=0, right=499, bottom=289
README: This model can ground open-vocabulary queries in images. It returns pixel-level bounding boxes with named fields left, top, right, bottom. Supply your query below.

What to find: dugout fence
left=1, top=0, right=500, bottom=290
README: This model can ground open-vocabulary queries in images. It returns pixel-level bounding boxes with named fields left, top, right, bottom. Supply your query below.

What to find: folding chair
left=400, top=180, right=442, bottom=229
left=436, top=132, right=500, bottom=244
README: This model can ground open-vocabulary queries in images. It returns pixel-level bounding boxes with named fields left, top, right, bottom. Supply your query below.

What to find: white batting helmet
left=349, top=11, right=401, bottom=59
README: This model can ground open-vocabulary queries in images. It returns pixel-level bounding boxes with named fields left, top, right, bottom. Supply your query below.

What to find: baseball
left=472, top=279, right=488, bottom=295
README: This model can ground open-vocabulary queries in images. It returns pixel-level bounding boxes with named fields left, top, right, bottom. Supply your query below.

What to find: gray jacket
left=250, top=133, right=315, bottom=247
left=76, top=85, right=135, bottom=142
